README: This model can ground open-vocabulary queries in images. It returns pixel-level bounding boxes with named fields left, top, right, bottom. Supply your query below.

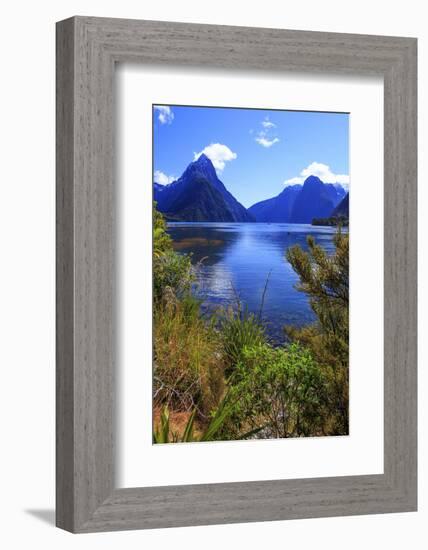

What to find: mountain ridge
left=154, top=156, right=347, bottom=224
left=249, top=175, right=346, bottom=223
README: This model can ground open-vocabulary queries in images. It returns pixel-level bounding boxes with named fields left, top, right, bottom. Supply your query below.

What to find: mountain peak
left=303, top=175, right=323, bottom=187
left=154, top=155, right=255, bottom=222
left=195, top=153, right=211, bottom=164
left=184, top=153, right=218, bottom=183
left=192, top=153, right=215, bottom=171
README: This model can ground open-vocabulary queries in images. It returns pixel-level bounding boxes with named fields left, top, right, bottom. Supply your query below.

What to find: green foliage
left=153, top=203, right=224, bottom=420
left=285, top=229, right=349, bottom=433
left=153, top=407, right=196, bottom=443
left=153, top=249, right=194, bottom=303
left=153, top=202, right=194, bottom=302
left=287, top=230, right=349, bottom=311
left=286, top=229, right=349, bottom=364
left=220, top=343, right=330, bottom=439
left=220, top=308, right=267, bottom=376
left=153, top=394, right=232, bottom=444
left=153, top=201, right=172, bottom=257
left=153, top=291, right=225, bottom=417
left=152, top=203, right=349, bottom=443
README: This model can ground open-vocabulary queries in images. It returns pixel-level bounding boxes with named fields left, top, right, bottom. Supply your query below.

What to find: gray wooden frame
left=56, top=16, right=417, bottom=533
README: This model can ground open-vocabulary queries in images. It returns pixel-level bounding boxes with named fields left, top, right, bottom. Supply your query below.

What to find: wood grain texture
left=56, top=18, right=75, bottom=532
left=56, top=16, right=417, bottom=533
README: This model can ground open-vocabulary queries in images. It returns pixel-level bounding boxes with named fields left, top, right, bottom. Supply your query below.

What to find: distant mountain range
left=154, top=155, right=348, bottom=224
left=249, top=175, right=346, bottom=223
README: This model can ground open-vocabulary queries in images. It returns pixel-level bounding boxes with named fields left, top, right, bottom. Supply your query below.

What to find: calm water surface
left=167, top=222, right=340, bottom=343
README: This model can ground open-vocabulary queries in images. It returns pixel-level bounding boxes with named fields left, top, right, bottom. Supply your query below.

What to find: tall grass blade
left=200, top=394, right=231, bottom=441
left=182, top=408, right=196, bottom=442
left=258, top=269, right=272, bottom=320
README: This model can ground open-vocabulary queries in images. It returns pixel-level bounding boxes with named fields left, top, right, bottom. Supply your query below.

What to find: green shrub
left=285, top=228, right=349, bottom=433
left=153, top=249, right=194, bottom=303
left=153, top=201, right=194, bottom=302
left=221, top=343, right=330, bottom=439
left=220, top=308, right=267, bottom=376
left=153, top=201, right=172, bottom=257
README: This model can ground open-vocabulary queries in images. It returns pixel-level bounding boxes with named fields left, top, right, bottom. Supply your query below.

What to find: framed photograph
left=56, top=16, right=417, bottom=532
left=150, top=104, right=351, bottom=445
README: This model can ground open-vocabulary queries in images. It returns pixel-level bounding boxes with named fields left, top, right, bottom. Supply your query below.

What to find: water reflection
left=167, top=222, right=341, bottom=343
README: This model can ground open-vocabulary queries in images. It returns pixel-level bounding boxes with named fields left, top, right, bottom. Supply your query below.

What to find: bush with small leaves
left=220, top=343, right=331, bottom=439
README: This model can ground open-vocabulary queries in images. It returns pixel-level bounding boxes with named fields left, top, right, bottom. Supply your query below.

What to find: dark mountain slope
left=154, top=154, right=254, bottom=222
left=331, top=192, right=349, bottom=218
left=290, top=176, right=342, bottom=223
left=248, top=184, right=302, bottom=222
left=162, top=176, right=237, bottom=222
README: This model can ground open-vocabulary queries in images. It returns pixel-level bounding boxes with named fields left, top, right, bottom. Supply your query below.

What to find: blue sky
left=153, top=105, right=349, bottom=208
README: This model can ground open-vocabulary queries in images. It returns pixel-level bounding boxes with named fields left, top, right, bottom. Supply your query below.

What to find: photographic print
left=152, top=104, right=349, bottom=444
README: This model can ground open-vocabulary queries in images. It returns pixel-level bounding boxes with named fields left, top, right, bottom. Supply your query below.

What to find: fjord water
left=167, top=222, right=340, bottom=343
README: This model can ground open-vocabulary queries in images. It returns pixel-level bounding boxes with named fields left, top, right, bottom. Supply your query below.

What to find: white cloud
left=255, top=136, right=280, bottom=148
left=262, top=117, right=276, bottom=129
left=284, top=162, right=349, bottom=188
left=193, top=143, right=237, bottom=172
left=154, top=105, right=174, bottom=125
left=285, top=176, right=305, bottom=185
left=255, top=117, right=279, bottom=148
left=154, top=170, right=176, bottom=186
